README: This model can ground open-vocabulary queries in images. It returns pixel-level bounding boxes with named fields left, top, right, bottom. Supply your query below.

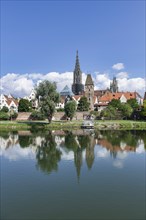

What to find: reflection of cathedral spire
left=86, top=136, right=95, bottom=169
left=74, top=148, right=82, bottom=182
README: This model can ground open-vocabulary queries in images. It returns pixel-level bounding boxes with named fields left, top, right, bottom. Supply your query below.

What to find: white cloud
left=116, top=72, right=129, bottom=79
left=0, top=71, right=145, bottom=97
left=117, top=77, right=145, bottom=95
left=113, top=160, right=124, bottom=169
left=112, top=63, right=124, bottom=70
left=96, top=146, right=110, bottom=158
left=95, top=73, right=111, bottom=90
left=0, top=144, right=35, bottom=161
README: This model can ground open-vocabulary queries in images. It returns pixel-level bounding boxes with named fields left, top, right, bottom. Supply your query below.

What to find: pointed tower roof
left=74, top=50, right=81, bottom=72
left=85, top=74, right=94, bottom=86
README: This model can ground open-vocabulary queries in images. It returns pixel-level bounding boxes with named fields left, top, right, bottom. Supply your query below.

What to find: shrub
left=11, top=112, right=18, bottom=120
left=57, top=108, right=64, bottom=112
left=0, top=106, right=9, bottom=112
left=30, top=111, right=46, bottom=120
left=0, top=112, right=10, bottom=120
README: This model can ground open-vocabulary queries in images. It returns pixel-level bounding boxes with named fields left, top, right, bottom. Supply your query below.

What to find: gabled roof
left=85, top=74, right=94, bottom=86
left=72, top=95, right=82, bottom=100
left=98, top=92, right=139, bottom=103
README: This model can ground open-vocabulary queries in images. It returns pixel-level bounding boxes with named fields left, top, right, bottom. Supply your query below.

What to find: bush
left=30, top=111, right=46, bottom=120
left=0, top=106, right=9, bottom=112
left=57, top=108, right=64, bottom=112
left=0, top=112, right=10, bottom=120
left=11, top=112, right=18, bottom=120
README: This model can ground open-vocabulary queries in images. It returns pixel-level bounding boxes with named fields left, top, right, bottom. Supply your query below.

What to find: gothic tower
left=85, top=74, right=94, bottom=110
left=110, top=77, right=118, bottom=93
left=72, top=51, right=84, bottom=95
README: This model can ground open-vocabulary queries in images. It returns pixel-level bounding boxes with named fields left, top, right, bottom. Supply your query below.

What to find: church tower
left=110, top=77, right=118, bottom=93
left=72, top=51, right=84, bottom=95
left=85, top=74, right=94, bottom=110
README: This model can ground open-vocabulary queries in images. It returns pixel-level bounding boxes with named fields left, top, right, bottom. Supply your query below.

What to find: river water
left=1, top=130, right=146, bottom=220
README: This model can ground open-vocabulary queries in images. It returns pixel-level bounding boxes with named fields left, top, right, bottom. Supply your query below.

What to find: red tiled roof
left=98, top=92, right=138, bottom=103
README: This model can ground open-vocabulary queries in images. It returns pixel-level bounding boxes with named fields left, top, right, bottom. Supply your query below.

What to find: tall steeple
left=72, top=50, right=84, bottom=95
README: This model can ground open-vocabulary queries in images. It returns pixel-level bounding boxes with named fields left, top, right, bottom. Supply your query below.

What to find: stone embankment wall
left=16, top=112, right=31, bottom=121
left=16, top=111, right=90, bottom=121
left=53, top=111, right=89, bottom=120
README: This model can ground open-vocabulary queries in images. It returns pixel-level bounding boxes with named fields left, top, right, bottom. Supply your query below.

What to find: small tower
left=72, top=51, right=84, bottom=95
left=85, top=74, right=94, bottom=110
left=110, top=77, right=118, bottom=93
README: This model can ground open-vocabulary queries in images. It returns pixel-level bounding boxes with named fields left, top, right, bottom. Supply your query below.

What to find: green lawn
left=0, top=120, right=146, bottom=130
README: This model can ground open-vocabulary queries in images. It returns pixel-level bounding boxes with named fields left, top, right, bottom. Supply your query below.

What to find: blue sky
left=0, top=0, right=145, bottom=97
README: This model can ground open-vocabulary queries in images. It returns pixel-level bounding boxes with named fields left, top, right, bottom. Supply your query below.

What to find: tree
left=109, top=99, right=121, bottom=109
left=127, top=99, right=139, bottom=110
left=64, top=100, right=76, bottom=120
left=77, top=96, right=90, bottom=111
left=0, top=106, right=9, bottom=112
left=119, top=103, right=133, bottom=119
left=18, top=99, right=32, bottom=112
left=100, top=106, right=118, bottom=119
left=35, top=80, right=60, bottom=123
left=0, top=112, right=9, bottom=120
left=36, top=131, right=62, bottom=173
left=140, top=100, right=146, bottom=120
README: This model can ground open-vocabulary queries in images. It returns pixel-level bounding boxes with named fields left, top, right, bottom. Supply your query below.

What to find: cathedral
left=59, top=51, right=143, bottom=111
left=71, top=51, right=95, bottom=110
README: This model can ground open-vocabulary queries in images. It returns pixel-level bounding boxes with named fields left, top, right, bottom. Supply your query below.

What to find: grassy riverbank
left=0, top=120, right=146, bottom=130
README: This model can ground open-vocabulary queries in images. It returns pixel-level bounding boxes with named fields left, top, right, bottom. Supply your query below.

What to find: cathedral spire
left=74, top=50, right=81, bottom=73
left=72, top=50, right=84, bottom=95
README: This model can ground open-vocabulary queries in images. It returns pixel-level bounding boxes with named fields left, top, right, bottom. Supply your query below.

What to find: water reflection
left=36, top=131, right=62, bottom=174
left=0, top=130, right=145, bottom=176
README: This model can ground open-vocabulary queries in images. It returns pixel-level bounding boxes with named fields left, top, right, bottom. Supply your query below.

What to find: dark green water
left=1, top=130, right=146, bottom=220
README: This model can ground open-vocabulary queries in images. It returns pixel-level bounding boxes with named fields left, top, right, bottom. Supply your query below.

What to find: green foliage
left=36, top=80, right=60, bottom=123
left=0, top=106, right=9, bottom=112
left=140, top=100, right=146, bottom=119
left=36, top=132, right=62, bottom=173
left=109, top=99, right=121, bottom=108
left=119, top=103, right=133, bottom=118
left=100, top=106, right=119, bottom=119
left=18, top=99, right=32, bottom=112
left=30, top=111, right=46, bottom=120
left=64, top=132, right=79, bottom=150
left=64, top=100, right=76, bottom=120
left=127, top=99, right=139, bottom=109
left=11, top=112, right=18, bottom=119
left=19, top=135, right=32, bottom=148
left=56, top=108, right=64, bottom=112
left=102, top=99, right=134, bottom=119
left=0, top=112, right=10, bottom=120
left=77, top=96, right=90, bottom=111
